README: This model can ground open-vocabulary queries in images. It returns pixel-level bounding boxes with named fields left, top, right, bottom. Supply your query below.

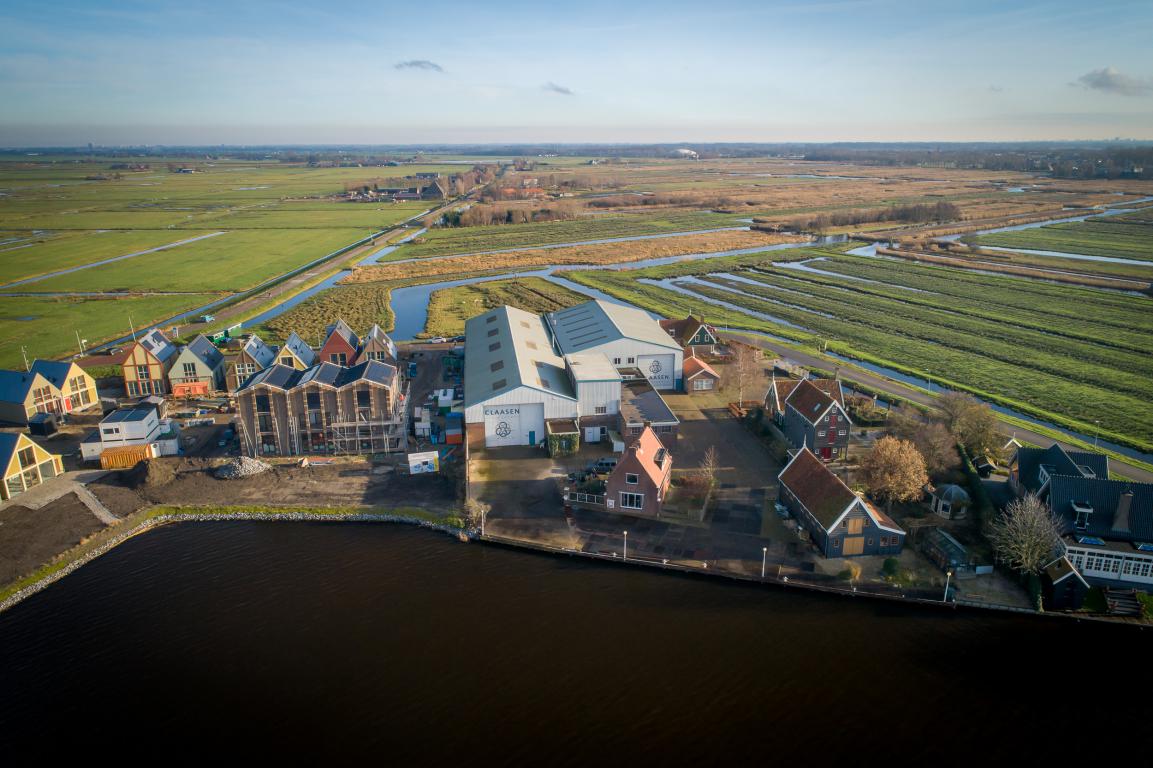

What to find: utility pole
left=75, top=330, right=87, bottom=356
left=761, top=547, right=768, bottom=579
left=21, top=346, right=30, bottom=371
left=128, top=315, right=137, bottom=341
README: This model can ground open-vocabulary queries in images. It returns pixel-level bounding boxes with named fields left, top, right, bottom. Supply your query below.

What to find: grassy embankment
left=0, top=504, right=465, bottom=608
left=970, top=217, right=1153, bottom=262
left=881, top=247, right=1153, bottom=286
left=563, top=247, right=1153, bottom=454
left=422, top=277, right=587, bottom=339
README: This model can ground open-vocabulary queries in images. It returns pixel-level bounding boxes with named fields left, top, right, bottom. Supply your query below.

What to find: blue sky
left=1, top=0, right=1151, bottom=145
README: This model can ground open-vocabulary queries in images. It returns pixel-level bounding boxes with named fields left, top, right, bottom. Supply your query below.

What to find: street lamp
left=623, top=530, right=628, bottom=561
left=943, top=570, right=953, bottom=603
left=761, top=547, right=768, bottom=579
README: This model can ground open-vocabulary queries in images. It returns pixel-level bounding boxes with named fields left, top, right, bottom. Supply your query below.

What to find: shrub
left=882, top=557, right=900, bottom=578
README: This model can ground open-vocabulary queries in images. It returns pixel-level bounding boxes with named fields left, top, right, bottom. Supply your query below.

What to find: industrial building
left=463, top=301, right=681, bottom=450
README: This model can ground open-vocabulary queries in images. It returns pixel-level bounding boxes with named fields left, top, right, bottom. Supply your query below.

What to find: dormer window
left=1072, top=501, right=1093, bottom=530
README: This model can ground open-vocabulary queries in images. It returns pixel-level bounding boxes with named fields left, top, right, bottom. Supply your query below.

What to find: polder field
left=559, top=244, right=1153, bottom=453
left=0, top=157, right=456, bottom=367
left=969, top=210, right=1153, bottom=260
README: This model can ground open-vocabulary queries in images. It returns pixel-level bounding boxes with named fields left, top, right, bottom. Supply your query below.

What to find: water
left=1, top=523, right=1146, bottom=762
left=979, top=245, right=1153, bottom=266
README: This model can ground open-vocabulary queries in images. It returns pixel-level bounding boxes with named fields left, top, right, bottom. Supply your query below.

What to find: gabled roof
left=0, top=369, right=52, bottom=404
left=1013, top=443, right=1109, bottom=494
left=181, top=335, right=224, bottom=369
left=1043, top=555, right=1090, bottom=589
left=683, top=356, right=719, bottom=380
left=323, top=318, right=360, bottom=349
left=766, top=378, right=801, bottom=413
left=779, top=447, right=858, bottom=529
left=0, top=432, right=23, bottom=466
left=135, top=328, right=176, bottom=363
left=298, top=359, right=398, bottom=389
left=240, top=334, right=276, bottom=369
left=281, top=332, right=316, bottom=367
left=238, top=363, right=303, bottom=392
left=361, top=324, right=397, bottom=360
left=547, top=299, right=680, bottom=354
left=785, top=379, right=846, bottom=425
left=1049, top=474, right=1152, bottom=541
left=464, top=305, right=574, bottom=408
left=616, top=426, right=673, bottom=489
left=29, top=359, right=86, bottom=389
left=659, top=315, right=716, bottom=347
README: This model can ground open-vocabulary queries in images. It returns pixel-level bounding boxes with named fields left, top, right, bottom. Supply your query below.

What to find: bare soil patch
left=0, top=493, right=104, bottom=583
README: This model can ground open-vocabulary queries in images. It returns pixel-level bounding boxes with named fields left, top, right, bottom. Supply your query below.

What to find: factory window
left=491, top=360, right=504, bottom=372
left=595, top=406, right=606, bottom=415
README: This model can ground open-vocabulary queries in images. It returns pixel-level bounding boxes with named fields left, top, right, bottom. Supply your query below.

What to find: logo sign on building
left=408, top=450, right=440, bottom=474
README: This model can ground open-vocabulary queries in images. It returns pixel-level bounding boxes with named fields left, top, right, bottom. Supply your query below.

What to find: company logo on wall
left=648, top=360, right=663, bottom=375
left=495, top=422, right=512, bottom=438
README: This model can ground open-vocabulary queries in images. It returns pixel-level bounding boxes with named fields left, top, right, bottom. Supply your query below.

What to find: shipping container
left=99, top=443, right=156, bottom=470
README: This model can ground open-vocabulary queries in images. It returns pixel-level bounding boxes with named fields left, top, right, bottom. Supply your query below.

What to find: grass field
left=0, top=293, right=218, bottom=369
left=562, top=247, right=1153, bottom=452
left=423, top=277, right=586, bottom=338
left=970, top=218, right=1153, bottom=261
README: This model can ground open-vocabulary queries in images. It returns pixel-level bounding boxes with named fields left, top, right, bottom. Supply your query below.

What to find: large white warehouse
left=464, top=300, right=682, bottom=450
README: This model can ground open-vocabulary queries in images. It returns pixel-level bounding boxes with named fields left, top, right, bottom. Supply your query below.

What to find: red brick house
left=683, top=353, right=720, bottom=393
left=319, top=319, right=360, bottom=366
left=605, top=425, right=673, bottom=519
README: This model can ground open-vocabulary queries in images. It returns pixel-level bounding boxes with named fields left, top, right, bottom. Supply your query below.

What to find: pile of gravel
left=214, top=456, right=272, bottom=480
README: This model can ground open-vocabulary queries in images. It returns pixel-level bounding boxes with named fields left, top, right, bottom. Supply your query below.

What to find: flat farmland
left=8, top=228, right=366, bottom=293
left=563, top=247, right=1153, bottom=452
left=0, top=293, right=218, bottom=369
left=0, top=229, right=218, bottom=285
left=970, top=218, right=1153, bottom=260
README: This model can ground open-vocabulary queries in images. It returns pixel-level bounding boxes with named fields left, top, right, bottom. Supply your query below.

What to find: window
left=255, top=394, right=271, bottom=413
left=486, top=315, right=497, bottom=324
left=127, top=381, right=140, bottom=397
left=625, top=473, right=639, bottom=485
left=594, top=406, right=607, bottom=415
left=620, top=492, right=644, bottom=510
left=613, top=357, right=621, bottom=365
left=630, top=426, right=641, bottom=435
left=258, top=415, right=272, bottom=432
left=331, top=353, right=347, bottom=366
left=357, top=390, right=371, bottom=408
left=833, top=538, right=841, bottom=548
left=818, top=430, right=826, bottom=437
left=280, top=356, right=294, bottom=367
left=492, top=379, right=506, bottom=390
left=487, top=328, right=499, bottom=338
left=839, top=430, right=847, bottom=436
left=880, top=537, right=888, bottom=547
left=182, top=362, right=197, bottom=378
left=306, top=392, right=321, bottom=410
left=490, top=360, right=504, bottom=372
left=657, top=425, right=672, bottom=433
left=867, top=538, right=873, bottom=547
left=102, top=427, right=120, bottom=436
left=627, top=357, right=635, bottom=364
left=17, top=446, right=36, bottom=468
left=136, top=365, right=151, bottom=381
left=489, top=342, right=501, bottom=352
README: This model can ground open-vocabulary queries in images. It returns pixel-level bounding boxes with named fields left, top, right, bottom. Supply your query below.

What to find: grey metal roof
left=184, top=335, right=224, bottom=369
left=29, top=359, right=79, bottom=388
left=464, top=305, right=574, bottom=408
left=620, top=380, right=679, bottom=425
left=137, top=328, right=176, bottom=363
left=565, top=352, right=621, bottom=382
left=324, top=318, right=359, bottom=348
left=547, top=300, right=681, bottom=354
left=238, top=363, right=303, bottom=392
left=241, top=334, right=276, bottom=369
left=362, top=324, right=397, bottom=360
left=1050, top=474, right=1152, bottom=542
left=1014, top=444, right=1110, bottom=493
left=103, top=407, right=154, bottom=424
left=281, top=332, right=316, bottom=367
left=0, top=369, right=44, bottom=403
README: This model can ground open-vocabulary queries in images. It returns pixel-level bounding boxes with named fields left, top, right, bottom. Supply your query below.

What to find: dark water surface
left=1, top=523, right=1149, bottom=763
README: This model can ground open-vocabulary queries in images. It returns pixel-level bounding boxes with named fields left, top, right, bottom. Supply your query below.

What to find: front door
left=842, top=537, right=864, bottom=556
left=820, top=446, right=832, bottom=460
left=528, top=430, right=536, bottom=446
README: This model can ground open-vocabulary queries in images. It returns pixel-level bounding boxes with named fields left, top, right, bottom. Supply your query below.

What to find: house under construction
left=235, top=360, right=407, bottom=457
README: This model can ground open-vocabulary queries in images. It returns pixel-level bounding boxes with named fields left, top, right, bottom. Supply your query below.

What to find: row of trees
left=440, top=203, right=579, bottom=228
left=781, top=201, right=962, bottom=234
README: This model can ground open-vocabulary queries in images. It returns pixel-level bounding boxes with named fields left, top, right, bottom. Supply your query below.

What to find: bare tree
left=721, top=343, right=762, bottom=405
left=698, top=445, right=720, bottom=488
left=886, top=406, right=957, bottom=476
left=936, top=391, right=1000, bottom=457
left=860, top=436, right=929, bottom=512
left=988, top=494, right=1065, bottom=574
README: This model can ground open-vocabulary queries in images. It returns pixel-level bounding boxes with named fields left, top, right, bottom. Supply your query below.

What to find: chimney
left=1113, top=490, right=1134, bottom=534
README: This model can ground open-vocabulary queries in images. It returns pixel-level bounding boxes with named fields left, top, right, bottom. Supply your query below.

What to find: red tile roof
left=630, top=426, right=673, bottom=489
left=785, top=379, right=845, bottom=425
left=779, top=447, right=857, bottom=528
left=767, top=378, right=801, bottom=413
left=684, top=356, right=719, bottom=380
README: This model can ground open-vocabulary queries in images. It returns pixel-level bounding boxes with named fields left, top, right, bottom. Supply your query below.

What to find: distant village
left=1, top=298, right=1150, bottom=619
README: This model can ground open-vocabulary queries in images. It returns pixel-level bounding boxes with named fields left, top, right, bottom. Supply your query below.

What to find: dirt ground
left=0, top=493, right=104, bottom=583
left=89, top=455, right=461, bottom=514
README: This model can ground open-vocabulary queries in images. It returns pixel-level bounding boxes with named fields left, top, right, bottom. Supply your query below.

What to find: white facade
left=1065, top=542, right=1153, bottom=587
left=81, top=407, right=182, bottom=460
left=466, top=388, right=575, bottom=448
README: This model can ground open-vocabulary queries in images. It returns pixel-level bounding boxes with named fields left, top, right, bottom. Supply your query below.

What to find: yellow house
left=121, top=328, right=177, bottom=397
left=0, top=369, right=62, bottom=426
left=275, top=331, right=317, bottom=370
left=30, top=359, right=98, bottom=413
left=1, top=432, right=64, bottom=500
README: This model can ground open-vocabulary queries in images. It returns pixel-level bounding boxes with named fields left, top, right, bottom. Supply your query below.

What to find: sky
left=1, top=0, right=1151, bottom=146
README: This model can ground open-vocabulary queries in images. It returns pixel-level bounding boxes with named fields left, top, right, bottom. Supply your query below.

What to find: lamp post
left=943, top=570, right=953, bottom=603
left=1094, top=420, right=1100, bottom=448
left=761, top=547, right=768, bottom=579
left=623, top=530, right=628, bottom=561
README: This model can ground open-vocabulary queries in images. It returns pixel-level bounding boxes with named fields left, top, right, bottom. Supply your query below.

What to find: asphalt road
left=722, top=330, right=1153, bottom=484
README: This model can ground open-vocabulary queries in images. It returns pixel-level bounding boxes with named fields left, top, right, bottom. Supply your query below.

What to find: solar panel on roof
left=1136, top=543, right=1153, bottom=552
left=1077, top=536, right=1105, bottom=546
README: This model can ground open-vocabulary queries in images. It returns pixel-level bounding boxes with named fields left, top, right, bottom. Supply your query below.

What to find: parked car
left=593, top=457, right=619, bottom=472
left=429, top=337, right=447, bottom=344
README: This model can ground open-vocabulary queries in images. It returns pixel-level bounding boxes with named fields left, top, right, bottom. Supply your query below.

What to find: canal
left=0, top=523, right=1148, bottom=762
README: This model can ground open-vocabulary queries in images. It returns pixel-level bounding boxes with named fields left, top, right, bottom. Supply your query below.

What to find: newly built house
left=319, top=319, right=360, bottom=366
left=29, top=360, right=97, bottom=413
left=0, top=369, right=62, bottom=425
left=80, top=406, right=181, bottom=464
left=357, top=324, right=397, bottom=365
left=169, top=335, right=225, bottom=397
left=122, top=328, right=177, bottom=397
left=235, top=360, right=405, bottom=456
left=226, top=334, right=277, bottom=392
left=276, top=331, right=316, bottom=369
left=0, top=432, right=63, bottom=501
left=778, top=447, right=905, bottom=558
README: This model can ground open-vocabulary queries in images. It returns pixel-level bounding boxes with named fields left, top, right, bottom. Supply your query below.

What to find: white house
left=80, top=406, right=182, bottom=461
